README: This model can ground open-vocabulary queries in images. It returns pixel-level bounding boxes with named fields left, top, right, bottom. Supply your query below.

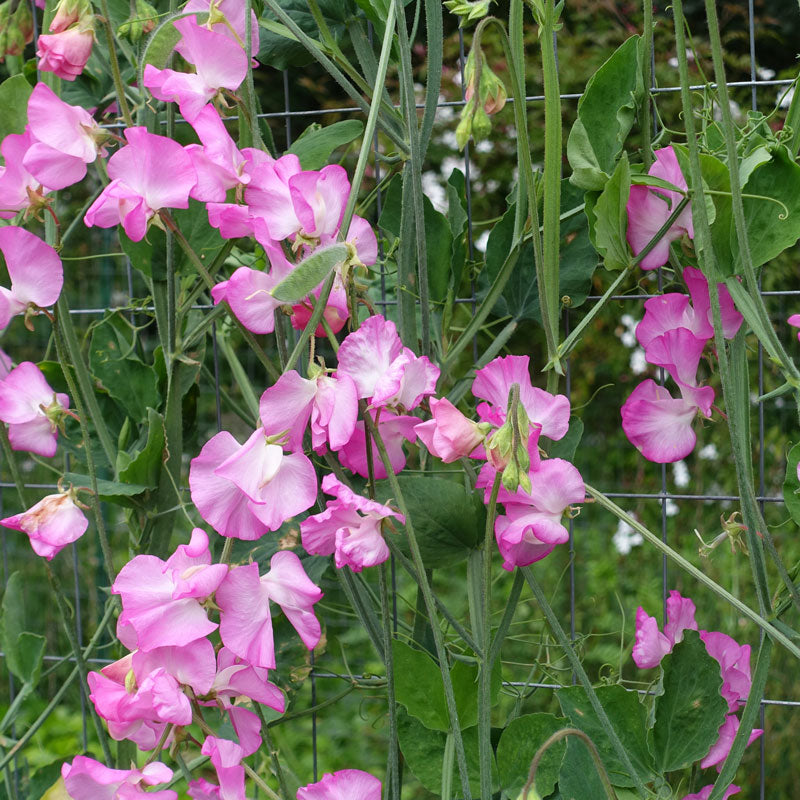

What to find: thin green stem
left=99, top=0, right=135, bottom=127
left=641, top=0, right=654, bottom=168
left=0, top=426, right=27, bottom=508
left=364, top=415, right=473, bottom=800
left=256, top=708, right=291, bottom=800
left=489, top=570, right=525, bottom=666
left=379, top=564, right=400, bottom=800
left=479, top=474, right=502, bottom=800
left=521, top=567, right=648, bottom=797
left=586, top=484, right=800, bottom=659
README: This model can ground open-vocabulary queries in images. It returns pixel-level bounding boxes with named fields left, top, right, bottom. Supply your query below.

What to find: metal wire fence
left=1, top=2, right=798, bottom=798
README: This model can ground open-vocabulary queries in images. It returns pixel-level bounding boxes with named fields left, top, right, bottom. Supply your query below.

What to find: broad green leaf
left=497, top=713, right=567, bottom=798
left=783, top=442, right=800, bottom=527
left=89, top=312, right=161, bottom=420
left=140, top=11, right=201, bottom=74
left=0, top=573, right=45, bottom=685
left=27, top=761, right=68, bottom=800
left=117, top=408, right=166, bottom=489
left=558, top=734, right=611, bottom=800
left=64, top=472, right=151, bottom=501
left=589, top=153, right=631, bottom=271
left=446, top=168, right=469, bottom=291
left=14, top=631, right=45, bottom=687
left=257, top=0, right=359, bottom=69
left=567, top=36, right=644, bottom=191
left=548, top=417, right=584, bottom=461
left=374, top=475, right=485, bottom=568
left=652, top=630, right=728, bottom=773
left=397, top=708, right=496, bottom=796
left=556, top=684, right=656, bottom=787
left=270, top=243, right=348, bottom=302
left=288, top=120, right=364, bottom=169
left=0, top=74, right=32, bottom=142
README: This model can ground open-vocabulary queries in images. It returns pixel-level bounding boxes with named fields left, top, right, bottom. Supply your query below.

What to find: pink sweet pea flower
left=289, top=165, right=350, bottom=239
left=700, top=714, right=762, bottom=770
left=201, top=738, right=246, bottom=800
left=217, top=554, right=323, bottom=669
left=699, top=631, right=753, bottom=712
left=477, top=458, right=584, bottom=570
left=620, top=379, right=710, bottom=463
left=789, top=313, right=800, bottom=341
left=636, top=293, right=711, bottom=350
left=245, top=154, right=304, bottom=242
left=626, top=145, right=694, bottom=270
left=112, top=528, right=228, bottom=651
left=188, top=778, right=223, bottom=800
left=37, top=26, right=93, bottom=81
left=632, top=590, right=698, bottom=669
left=259, top=369, right=358, bottom=453
left=415, top=397, right=487, bottom=462
left=301, top=474, right=404, bottom=572
left=337, top=315, right=439, bottom=411
left=22, top=83, right=106, bottom=190
left=0, top=489, right=88, bottom=560
left=218, top=266, right=286, bottom=334
left=682, top=786, right=740, bottom=800
left=0, top=131, right=53, bottom=219
left=210, top=646, right=286, bottom=718
left=143, top=17, right=248, bottom=123
left=472, top=355, right=570, bottom=441
left=683, top=266, right=743, bottom=340
left=0, top=361, right=70, bottom=457
left=210, top=427, right=318, bottom=531
left=297, top=769, right=382, bottom=800
left=180, top=0, right=259, bottom=56
left=131, top=638, right=218, bottom=696
left=84, top=127, right=196, bottom=242
left=62, top=757, right=176, bottom=800
left=290, top=271, right=351, bottom=336
left=337, top=409, right=418, bottom=479
left=0, top=226, right=64, bottom=330
left=185, top=105, right=249, bottom=202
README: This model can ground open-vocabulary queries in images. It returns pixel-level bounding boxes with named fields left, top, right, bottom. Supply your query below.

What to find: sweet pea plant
left=1, top=0, right=800, bottom=797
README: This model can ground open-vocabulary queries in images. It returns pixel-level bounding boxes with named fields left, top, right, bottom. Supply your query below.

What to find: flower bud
left=49, top=0, right=92, bottom=33
left=443, top=0, right=492, bottom=24
left=117, top=0, right=158, bottom=42
left=9, top=0, right=33, bottom=49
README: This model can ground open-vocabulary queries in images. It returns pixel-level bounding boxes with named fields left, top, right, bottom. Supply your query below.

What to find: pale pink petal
left=174, top=16, right=248, bottom=90
left=632, top=607, right=672, bottom=668
left=37, top=28, right=93, bottom=81
left=143, top=65, right=218, bottom=125
left=259, top=371, right=318, bottom=451
left=0, top=226, right=63, bottom=312
left=27, top=82, right=99, bottom=162
left=289, top=165, right=349, bottom=238
left=684, top=266, right=743, bottom=340
left=297, top=769, right=382, bottom=800
left=700, top=714, right=762, bottom=769
left=337, top=410, right=418, bottom=478
left=224, top=266, right=283, bottom=334
left=415, top=397, right=485, bottom=463
left=663, top=590, right=699, bottom=646
left=201, top=737, right=246, bottom=800
left=637, top=293, right=708, bottom=348
left=246, top=451, right=319, bottom=531
left=213, top=428, right=284, bottom=503
left=311, top=373, right=359, bottom=452
left=22, top=142, right=87, bottom=190
left=337, top=315, right=404, bottom=398
left=132, top=639, right=217, bottom=695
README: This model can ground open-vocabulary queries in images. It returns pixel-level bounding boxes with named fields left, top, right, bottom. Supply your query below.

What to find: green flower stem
left=53, top=316, right=116, bottom=583
left=255, top=707, right=291, bottom=800
left=0, top=426, right=27, bottom=508
left=441, top=732, right=455, bottom=800
left=488, top=569, right=525, bottom=667
left=641, top=0, right=654, bottom=169
left=393, top=0, right=431, bottom=354
left=0, top=599, right=117, bottom=772
left=585, top=484, right=800, bottom=659
left=242, top=0, right=265, bottom=151
left=708, top=635, right=773, bottom=800
left=379, top=563, right=401, bottom=800
left=55, top=295, right=117, bottom=470
left=420, top=0, right=444, bottom=157
left=479, top=474, right=502, bottom=800
left=261, top=0, right=407, bottom=154
left=522, top=728, right=618, bottom=800
left=363, top=415, right=473, bottom=800
left=670, top=0, right=775, bottom=618
left=520, top=566, right=649, bottom=797
left=98, top=0, right=135, bottom=127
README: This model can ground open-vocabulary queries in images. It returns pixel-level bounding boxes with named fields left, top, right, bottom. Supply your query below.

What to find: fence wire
left=0, top=2, right=797, bottom=798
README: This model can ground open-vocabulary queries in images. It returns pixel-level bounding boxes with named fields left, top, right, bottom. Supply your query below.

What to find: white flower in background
left=619, top=314, right=639, bottom=348
left=665, top=498, right=679, bottom=517
left=421, top=171, right=448, bottom=213
left=756, top=67, right=775, bottom=80
left=613, top=516, right=643, bottom=555
left=474, top=230, right=490, bottom=253
left=698, top=443, right=718, bottom=460
left=779, top=86, right=794, bottom=109
left=630, top=348, right=648, bottom=375
left=672, top=459, right=690, bottom=488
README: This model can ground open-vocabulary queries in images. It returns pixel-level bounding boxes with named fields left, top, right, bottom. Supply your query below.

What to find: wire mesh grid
left=0, top=2, right=798, bottom=798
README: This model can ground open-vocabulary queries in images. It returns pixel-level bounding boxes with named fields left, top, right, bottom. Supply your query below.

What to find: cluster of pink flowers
left=622, top=147, right=743, bottom=462
left=634, top=591, right=761, bottom=798
left=36, top=0, right=94, bottom=81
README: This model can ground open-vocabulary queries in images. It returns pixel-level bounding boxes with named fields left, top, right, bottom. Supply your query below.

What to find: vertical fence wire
left=0, top=1, right=797, bottom=795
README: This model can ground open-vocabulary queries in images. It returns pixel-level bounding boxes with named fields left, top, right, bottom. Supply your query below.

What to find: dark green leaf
left=14, top=631, right=45, bottom=687
left=556, top=684, right=656, bottom=787
left=497, top=713, right=567, bottom=798
left=783, top=442, right=800, bottom=527
left=567, top=36, right=644, bottom=191
left=652, top=630, right=728, bottom=773
left=117, top=408, right=165, bottom=489
left=548, top=417, right=584, bottom=461
left=26, top=760, right=66, bottom=800
left=446, top=168, right=468, bottom=290
left=397, top=708, right=497, bottom=796
left=288, top=120, right=364, bottom=169
left=270, top=243, right=348, bottom=302
left=374, top=475, right=485, bottom=568
left=257, top=0, right=359, bottom=69
left=89, top=312, right=161, bottom=420
left=0, top=574, right=45, bottom=685
left=589, top=152, right=631, bottom=271
left=558, top=734, right=610, bottom=800
left=64, top=472, right=151, bottom=501
left=0, top=74, right=32, bottom=141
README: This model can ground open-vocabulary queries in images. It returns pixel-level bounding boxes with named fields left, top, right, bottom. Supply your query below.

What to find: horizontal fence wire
left=0, top=3, right=797, bottom=797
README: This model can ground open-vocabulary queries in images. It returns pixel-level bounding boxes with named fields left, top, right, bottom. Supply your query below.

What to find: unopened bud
left=117, top=0, right=158, bottom=42
left=10, top=0, right=33, bottom=46
left=443, top=0, right=492, bottom=24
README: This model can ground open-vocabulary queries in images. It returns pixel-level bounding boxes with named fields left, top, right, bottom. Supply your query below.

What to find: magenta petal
left=684, top=266, right=743, bottom=340
left=27, top=82, right=99, bottom=162
left=297, top=770, right=382, bottom=800
left=337, top=315, right=404, bottom=398
left=259, top=371, right=317, bottom=451
left=174, top=16, right=248, bottom=91
left=201, top=737, right=246, bottom=800
left=224, top=267, right=283, bottom=334
left=632, top=607, right=671, bottom=668
left=663, top=590, right=698, bottom=646
left=0, top=227, right=63, bottom=312
left=22, top=142, right=87, bottom=190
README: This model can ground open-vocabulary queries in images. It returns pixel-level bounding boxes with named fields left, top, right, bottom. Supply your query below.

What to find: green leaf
left=548, top=417, right=584, bottom=461
left=557, top=734, right=611, bottom=800
left=0, top=573, right=45, bottom=686
left=13, top=631, right=45, bottom=687
left=783, top=442, right=800, bottom=527
left=588, top=152, right=631, bottom=271
left=556, top=684, right=656, bottom=787
left=26, top=760, right=67, bottom=800
left=117, top=408, right=166, bottom=489
left=140, top=11, right=202, bottom=73
left=497, top=713, right=567, bottom=798
left=0, top=74, right=32, bottom=141
left=397, top=708, right=496, bottom=796
left=257, top=0, right=359, bottom=69
left=288, top=120, right=365, bottom=169
left=374, top=475, right=485, bottom=568
left=89, top=312, right=161, bottom=420
left=270, top=243, right=349, bottom=302
left=652, top=630, right=728, bottom=773
left=446, top=168, right=469, bottom=291
left=63, top=472, right=151, bottom=502
left=567, top=36, right=644, bottom=191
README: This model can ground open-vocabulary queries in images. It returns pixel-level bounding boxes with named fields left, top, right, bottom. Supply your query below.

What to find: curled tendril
left=691, top=188, right=790, bottom=220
